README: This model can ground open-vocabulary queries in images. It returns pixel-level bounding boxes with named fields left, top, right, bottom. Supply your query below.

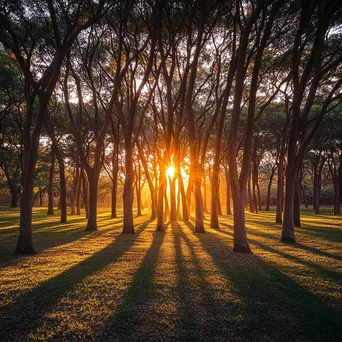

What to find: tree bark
left=76, top=166, right=82, bottom=215
left=81, top=169, right=89, bottom=219
left=122, top=142, right=135, bottom=233
left=266, top=166, right=276, bottom=211
left=232, top=190, right=251, bottom=253
left=86, top=168, right=99, bottom=231
left=156, top=159, right=166, bottom=231
left=47, top=146, right=55, bottom=215
left=281, top=163, right=297, bottom=243
left=111, top=140, right=119, bottom=218
left=135, top=162, right=142, bottom=217
left=169, top=177, right=177, bottom=221
left=294, top=177, right=301, bottom=227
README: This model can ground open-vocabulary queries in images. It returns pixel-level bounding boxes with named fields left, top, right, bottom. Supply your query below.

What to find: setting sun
left=166, top=165, right=175, bottom=179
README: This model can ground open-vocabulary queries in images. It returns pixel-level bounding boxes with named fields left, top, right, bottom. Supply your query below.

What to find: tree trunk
left=122, top=142, right=134, bottom=234
left=135, top=162, right=142, bottom=217
left=86, top=168, right=98, bottom=231
left=252, top=165, right=258, bottom=214
left=76, top=167, right=82, bottom=215
left=266, top=167, right=276, bottom=211
left=232, top=190, right=251, bottom=253
left=55, top=143, right=67, bottom=223
left=177, top=164, right=189, bottom=221
left=248, top=171, right=254, bottom=213
left=281, top=165, right=296, bottom=243
left=257, top=178, right=261, bottom=211
left=81, top=169, right=89, bottom=219
left=156, top=160, right=166, bottom=231
left=218, top=188, right=222, bottom=216
left=194, top=175, right=205, bottom=233
left=111, top=141, right=119, bottom=218
left=203, top=169, right=208, bottom=213
left=276, top=157, right=284, bottom=223
left=314, top=163, right=323, bottom=214
left=169, top=177, right=177, bottom=221
left=16, top=163, right=36, bottom=254
left=210, top=162, right=220, bottom=228
left=294, top=177, right=301, bottom=227
left=225, top=165, right=232, bottom=215
left=70, top=166, right=79, bottom=215
left=47, top=146, right=55, bottom=215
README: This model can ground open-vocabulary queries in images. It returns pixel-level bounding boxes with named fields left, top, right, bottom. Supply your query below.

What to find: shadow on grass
left=173, top=223, right=240, bottom=340
left=0, top=218, right=152, bottom=341
left=0, top=213, right=123, bottom=266
left=97, top=228, right=165, bottom=340
left=297, top=226, right=342, bottom=243
left=185, top=221, right=342, bottom=341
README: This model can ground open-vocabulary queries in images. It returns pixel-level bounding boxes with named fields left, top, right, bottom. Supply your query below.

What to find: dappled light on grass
left=0, top=208, right=341, bottom=340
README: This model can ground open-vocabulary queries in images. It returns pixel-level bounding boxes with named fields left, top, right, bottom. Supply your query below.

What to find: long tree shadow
left=0, top=218, right=153, bottom=341
left=297, top=226, right=342, bottom=243
left=218, top=220, right=342, bottom=260
left=0, top=214, right=122, bottom=266
left=185, top=222, right=342, bottom=341
left=173, top=223, right=241, bottom=340
left=97, top=228, right=165, bottom=340
left=247, top=237, right=342, bottom=281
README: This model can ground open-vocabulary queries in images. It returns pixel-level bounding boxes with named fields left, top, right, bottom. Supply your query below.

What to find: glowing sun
left=166, top=166, right=175, bottom=179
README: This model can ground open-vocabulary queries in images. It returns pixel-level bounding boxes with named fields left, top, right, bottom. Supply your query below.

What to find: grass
left=0, top=206, right=341, bottom=341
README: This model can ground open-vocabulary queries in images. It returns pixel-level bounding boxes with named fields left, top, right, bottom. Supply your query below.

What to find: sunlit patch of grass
left=0, top=206, right=341, bottom=341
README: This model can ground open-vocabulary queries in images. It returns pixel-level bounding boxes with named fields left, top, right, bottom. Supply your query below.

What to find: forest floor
left=0, top=207, right=341, bottom=341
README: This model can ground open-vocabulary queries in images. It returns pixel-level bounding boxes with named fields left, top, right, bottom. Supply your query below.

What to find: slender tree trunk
left=122, top=142, right=134, bottom=233
left=194, top=175, right=205, bottom=233
left=252, top=165, right=258, bottom=214
left=210, top=163, right=220, bottom=228
left=177, top=164, right=189, bottom=221
left=164, top=185, right=170, bottom=220
left=276, top=157, right=284, bottom=223
left=314, top=165, right=323, bottom=214
left=136, top=162, right=142, bottom=217
left=70, top=166, right=79, bottom=215
left=76, top=167, right=82, bottom=215
left=47, top=146, right=55, bottom=215
left=203, top=169, right=208, bottom=213
left=156, top=159, right=165, bottom=231
left=312, top=163, right=318, bottom=211
left=294, top=177, right=301, bottom=227
left=266, top=167, right=276, bottom=211
left=248, top=171, right=254, bottom=213
left=224, top=164, right=232, bottom=215
left=170, top=178, right=177, bottom=221
left=281, top=163, right=297, bottom=243
left=257, top=178, right=261, bottom=211
left=86, top=168, right=98, bottom=231
left=55, top=144, right=67, bottom=223
left=16, top=158, right=37, bottom=254
left=218, top=185, right=222, bottom=216
left=111, top=141, right=119, bottom=218
left=232, top=190, right=251, bottom=253
left=81, top=169, right=89, bottom=219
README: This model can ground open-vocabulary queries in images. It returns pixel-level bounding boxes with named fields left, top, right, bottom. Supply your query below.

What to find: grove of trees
left=0, top=0, right=341, bottom=254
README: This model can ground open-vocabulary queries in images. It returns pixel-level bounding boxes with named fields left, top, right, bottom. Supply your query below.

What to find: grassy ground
left=0, top=207, right=341, bottom=341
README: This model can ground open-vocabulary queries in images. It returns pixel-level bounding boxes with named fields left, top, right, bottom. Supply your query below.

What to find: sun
left=166, top=165, right=175, bottom=179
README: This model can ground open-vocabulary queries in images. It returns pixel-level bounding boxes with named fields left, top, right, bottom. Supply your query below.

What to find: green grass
left=0, top=207, right=341, bottom=341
